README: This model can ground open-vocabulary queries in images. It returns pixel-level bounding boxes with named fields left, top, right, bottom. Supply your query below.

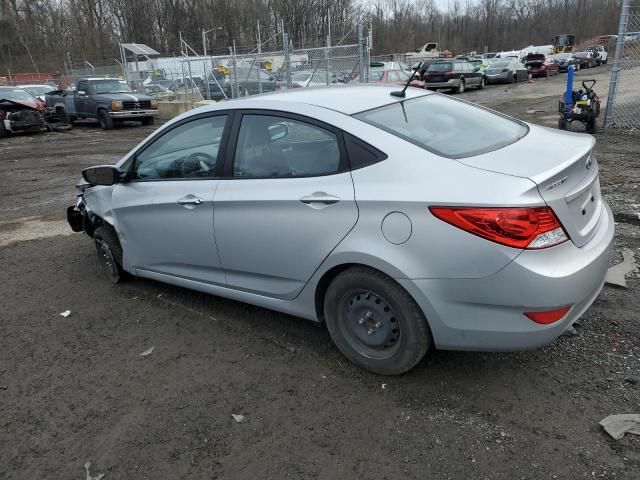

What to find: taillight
left=429, top=207, right=568, bottom=249
left=524, top=306, right=571, bottom=324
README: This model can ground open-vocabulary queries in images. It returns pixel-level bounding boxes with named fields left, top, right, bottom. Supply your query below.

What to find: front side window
left=234, top=115, right=341, bottom=177
left=132, top=115, right=227, bottom=180
left=354, top=95, right=528, bottom=159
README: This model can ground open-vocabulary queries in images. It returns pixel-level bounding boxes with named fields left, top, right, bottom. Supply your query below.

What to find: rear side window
left=354, top=95, right=528, bottom=159
left=344, top=133, right=387, bottom=169
left=428, top=63, right=452, bottom=72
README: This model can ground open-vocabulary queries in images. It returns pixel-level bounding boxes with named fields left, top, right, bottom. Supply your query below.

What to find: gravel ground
left=1, top=67, right=639, bottom=479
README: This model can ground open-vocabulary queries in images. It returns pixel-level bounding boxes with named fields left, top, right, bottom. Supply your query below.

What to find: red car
left=525, top=54, right=560, bottom=78
left=0, top=87, right=46, bottom=138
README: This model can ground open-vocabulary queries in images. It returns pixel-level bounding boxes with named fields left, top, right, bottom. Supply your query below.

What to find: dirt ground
left=1, top=66, right=639, bottom=479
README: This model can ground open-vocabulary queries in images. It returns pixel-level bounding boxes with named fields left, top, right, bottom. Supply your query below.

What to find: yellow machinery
left=553, top=34, right=576, bottom=54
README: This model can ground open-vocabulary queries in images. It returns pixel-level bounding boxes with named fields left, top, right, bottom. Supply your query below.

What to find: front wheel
left=98, top=110, right=114, bottom=130
left=324, top=267, right=431, bottom=375
left=456, top=79, right=465, bottom=94
left=93, top=226, right=125, bottom=284
left=478, top=77, right=485, bottom=89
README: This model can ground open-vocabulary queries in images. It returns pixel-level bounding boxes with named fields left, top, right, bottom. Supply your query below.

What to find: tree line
left=0, top=0, right=623, bottom=74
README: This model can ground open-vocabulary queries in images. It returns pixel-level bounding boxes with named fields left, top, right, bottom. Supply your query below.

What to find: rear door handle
left=300, top=192, right=341, bottom=206
left=177, top=195, right=204, bottom=207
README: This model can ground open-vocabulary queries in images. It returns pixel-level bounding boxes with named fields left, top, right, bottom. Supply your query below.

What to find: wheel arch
left=312, top=257, right=417, bottom=323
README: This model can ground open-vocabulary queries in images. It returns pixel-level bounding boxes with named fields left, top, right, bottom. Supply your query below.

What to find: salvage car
left=485, top=60, right=529, bottom=84
left=585, top=45, right=608, bottom=65
left=68, top=85, right=614, bottom=375
left=552, top=53, right=581, bottom=72
left=46, top=78, right=158, bottom=129
left=525, top=54, right=560, bottom=77
left=574, top=51, right=598, bottom=69
left=0, top=87, right=45, bottom=138
left=423, top=60, right=485, bottom=93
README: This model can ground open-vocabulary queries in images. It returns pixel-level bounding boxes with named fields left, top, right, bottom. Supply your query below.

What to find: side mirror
left=77, top=90, right=86, bottom=96
left=268, top=122, right=289, bottom=141
left=82, top=165, right=120, bottom=186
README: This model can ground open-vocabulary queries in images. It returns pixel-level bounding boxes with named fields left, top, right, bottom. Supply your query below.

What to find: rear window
left=427, top=62, right=452, bottom=72
left=353, top=95, right=528, bottom=159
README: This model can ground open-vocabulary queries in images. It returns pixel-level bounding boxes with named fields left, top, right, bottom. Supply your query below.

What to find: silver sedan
left=68, top=85, right=614, bottom=375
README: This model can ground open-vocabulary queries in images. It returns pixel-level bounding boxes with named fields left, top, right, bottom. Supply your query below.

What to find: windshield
left=0, top=89, right=35, bottom=101
left=92, top=80, right=133, bottom=94
left=22, top=86, right=53, bottom=96
left=490, top=62, right=510, bottom=69
left=575, top=52, right=589, bottom=58
left=354, top=95, right=528, bottom=159
left=427, top=63, right=452, bottom=72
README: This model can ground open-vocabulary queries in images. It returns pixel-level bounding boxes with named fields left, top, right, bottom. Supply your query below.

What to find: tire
left=323, top=266, right=431, bottom=375
left=546, top=69, right=550, bottom=79
left=93, top=225, right=125, bottom=284
left=558, top=118, right=569, bottom=130
left=141, top=116, right=154, bottom=126
left=576, top=64, right=580, bottom=71
left=57, top=108, right=75, bottom=125
left=98, top=109, right=114, bottom=130
left=456, top=79, right=465, bottom=94
left=511, top=74, right=517, bottom=84
left=586, top=119, right=597, bottom=134
left=0, top=120, right=7, bottom=138
left=478, top=77, right=485, bottom=89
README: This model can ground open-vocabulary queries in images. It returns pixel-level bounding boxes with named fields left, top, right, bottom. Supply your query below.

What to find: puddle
left=0, top=217, right=75, bottom=247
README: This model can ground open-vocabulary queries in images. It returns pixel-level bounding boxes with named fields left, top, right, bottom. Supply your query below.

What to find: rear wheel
left=558, top=118, right=569, bottom=131
left=324, top=267, right=431, bottom=375
left=98, top=110, right=114, bottom=130
left=93, top=226, right=125, bottom=284
left=586, top=118, right=597, bottom=134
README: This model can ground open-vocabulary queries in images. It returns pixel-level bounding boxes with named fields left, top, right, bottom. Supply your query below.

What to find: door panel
left=213, top=174, right=357, bottom=299
left=112, top=181, right=224, bottom=285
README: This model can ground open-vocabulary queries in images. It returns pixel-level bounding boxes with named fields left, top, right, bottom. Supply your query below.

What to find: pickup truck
left=585, top=45, right=608, bottom=65
left=46, top=78, right=158, bottom=129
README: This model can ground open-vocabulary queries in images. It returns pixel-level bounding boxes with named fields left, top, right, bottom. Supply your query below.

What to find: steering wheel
left=181, top=152, right=216, bottom=177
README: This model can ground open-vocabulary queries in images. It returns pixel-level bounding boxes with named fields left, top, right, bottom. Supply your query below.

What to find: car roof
left=210, top=85, right=432, bottom=115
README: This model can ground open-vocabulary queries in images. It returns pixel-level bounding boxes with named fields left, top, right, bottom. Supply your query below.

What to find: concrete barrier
left=157, top=101, right=188, bottom=120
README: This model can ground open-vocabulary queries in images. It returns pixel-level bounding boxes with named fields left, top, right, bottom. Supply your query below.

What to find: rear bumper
left=528, top=69, right=549, bottom=77
left=399, top=201, right=615, bottom=351
left=425, top=79, right=460, bottom=89
left=486, top=74, right=510, bottom=83
left=109, top=110, right=158, bottom=118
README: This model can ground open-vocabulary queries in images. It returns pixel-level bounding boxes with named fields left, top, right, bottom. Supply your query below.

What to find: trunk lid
left=456, top=123, right=601, bottom=247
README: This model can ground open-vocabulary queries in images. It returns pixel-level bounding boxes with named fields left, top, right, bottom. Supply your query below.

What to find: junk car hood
left=0, top=98, right=41, bottom=110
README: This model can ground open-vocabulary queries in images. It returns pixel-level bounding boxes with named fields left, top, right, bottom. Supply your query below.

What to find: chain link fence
left=605, top=0, right=640, bottom=130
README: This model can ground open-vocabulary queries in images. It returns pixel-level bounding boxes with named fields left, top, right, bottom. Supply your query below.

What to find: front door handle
left=300, top=192, right=341, bottom=208
left=177, top=195, right=204, bottom=207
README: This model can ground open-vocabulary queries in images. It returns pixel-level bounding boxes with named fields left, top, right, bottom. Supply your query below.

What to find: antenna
left=390, top=61, right=422, bottom=98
